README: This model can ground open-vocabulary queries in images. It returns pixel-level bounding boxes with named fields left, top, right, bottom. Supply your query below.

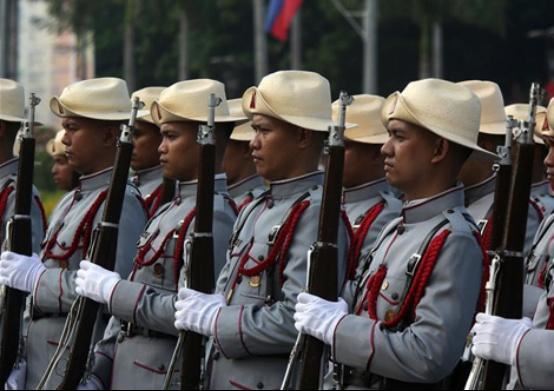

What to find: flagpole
left=253, top=0, right=268, bottom=83
left=290, top=8, right=302, bottom=70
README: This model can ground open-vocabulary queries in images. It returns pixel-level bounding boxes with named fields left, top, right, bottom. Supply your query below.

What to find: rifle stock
left=49, top=97, right=144, bottom=390
left=0, top=94, right=40, bottom=385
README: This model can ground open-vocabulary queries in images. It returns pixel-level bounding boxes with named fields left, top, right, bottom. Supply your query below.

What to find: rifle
left=463, top=115, right=516, bottom=390
left=281, top=91, right=353, bottom=390
left=37, top=97, right=144, bottom=390
left=163, top=93, right=221, bottom=390
left=0, top=93, right=40, bottom=385
left=465, top=83, right=541, bottom=390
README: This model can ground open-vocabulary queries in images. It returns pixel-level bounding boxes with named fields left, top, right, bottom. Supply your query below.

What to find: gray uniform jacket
left=90, top=174, right=237, bottom=390
left=334, top=185, right=483, bottom=386
left=24, top=167, right=147, bottom=389
left=509, top=268, right=554, bottom=389
left=131, top=165, right=164, bottom=200
left=208, top=171, right=349, bottom=390
left=342, top=178, right=402, bottom=296
left=228, top=174, right=266, bottom=212
left=530, top=180, right=554, bottom=219
left=0, top=158, right=45, bottom=252
left=464, top=175, right=541, bottom=255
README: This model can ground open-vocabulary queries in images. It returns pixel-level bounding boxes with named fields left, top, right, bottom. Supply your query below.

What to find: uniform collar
left=268, top=171, right=324, bottom=199
left=177, top=173, right=228, bottom=199
left=78, top=167, right=113, bottom=192
left=402, top=183, right=465, bottom=224
left=531, top=179, right=549, bottom=197
left=343, top=178, right=388, bottom=204
left=131, top=165, right=163, bottom=187
left=0, top=158, right=18, bottom=182
left=464, top=174, right=496, bottom=206
left=228, top=174, right=265, bottom=198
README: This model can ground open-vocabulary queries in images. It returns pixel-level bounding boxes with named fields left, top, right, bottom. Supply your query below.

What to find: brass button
left=249, top=275, right=261, bottom=288
left=384, top=309, right=396, bottom=323
left=257, top=255, right=265, bottom=261
left=381, top=280, right=389, bottom=291
left=153, top=263, right=165, bottom=278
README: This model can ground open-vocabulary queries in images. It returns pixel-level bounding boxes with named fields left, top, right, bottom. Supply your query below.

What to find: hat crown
left=257, top=70, right=331, bottom=120
left=505, top=103, right=547, bottom=132
left=55, top=77, right=131, bottom=117
left=156, top=79, right=231, bottom=123
left=0, top=78, right=25, bottom=122
left=458, top=80, right=506, bottom=132
left=333, top=94, right=386, bottom=143
left=47, top=129, right=66, bottom=157
left=382, top=78, right=496, bottom=159
left=132, top=86, right=165, bottom=124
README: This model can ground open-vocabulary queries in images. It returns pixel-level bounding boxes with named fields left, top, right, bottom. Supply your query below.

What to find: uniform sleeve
left=333, top=232, right=482, bottom=383
left=31, top=193, right=46, bottom=254
left=90, top=316, right=121, bottom=389
left=513, top=328, right=554, bottom=389
left=523, top=283, right=544, bottom=319
left=525, top=202, right=542, bottom=256
left=212, top=204, right=349, bottom=358
left=108, top=201, right=235, bottom=336
left=33, top=190, right=147, bottom=314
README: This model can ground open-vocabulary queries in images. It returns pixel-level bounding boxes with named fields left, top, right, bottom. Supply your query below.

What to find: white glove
left=471, top=313, right=533, bottom=365
left=294, top=292, right=348, bottom=346
left=4, top=359, right=26, bottom=390
left=77, top=374, right=103, bottom=390
left=174, top=288, right=226, bottom=336
left=0, top=251, right=45, bottom=293
left=75, top=261, right=121, bottom=304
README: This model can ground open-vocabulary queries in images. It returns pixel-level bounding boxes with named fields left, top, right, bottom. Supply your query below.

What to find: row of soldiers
left=0, top=72, right=553, bottom=389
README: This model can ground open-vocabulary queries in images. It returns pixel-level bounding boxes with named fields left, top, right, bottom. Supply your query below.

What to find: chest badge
left=384, top=309, right=396, bottom=323
left=249, top=275, right=261, bottom=288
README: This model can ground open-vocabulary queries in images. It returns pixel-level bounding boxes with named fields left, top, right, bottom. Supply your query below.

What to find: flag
left=264, top=0, right=303, bottom=42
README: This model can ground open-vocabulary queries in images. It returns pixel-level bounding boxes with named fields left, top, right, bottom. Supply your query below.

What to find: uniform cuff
left=333, top=314, right=376, bottom=370
left=213, top=305, right=252, bottom=359
left=108, top=279, right=146, bottom=324
left=514, top=328, right=533, bottom=389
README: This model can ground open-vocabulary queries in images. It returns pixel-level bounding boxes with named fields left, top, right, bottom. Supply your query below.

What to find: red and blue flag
left=264, top=0, right=303, bottom=42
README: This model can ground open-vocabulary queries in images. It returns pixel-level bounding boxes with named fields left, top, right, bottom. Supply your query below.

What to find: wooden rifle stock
left=293, top=92, right=352, bottom=390
left=54, top=97, right=144, bottom=390
left=178, top=94, right=220, bottom=390
left=0, top=94, right=40, bottom=385
left=481, top=83, right=540, bottom=390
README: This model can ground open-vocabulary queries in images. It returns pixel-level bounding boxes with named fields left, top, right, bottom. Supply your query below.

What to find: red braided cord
left=237, top=194, right=254, bottom=213
left=277, top=201, right=311, bottom=284
left=172, top=209, right=197, bottom=284
left=346, top=202, right=385, bottom=280
left=365, top=264, right=387, bottom=318
left=481, top=216, right=494, bottom=252
left=0, top=186, right=14, bottom=223
left=44, top=190, right=108, bottom=262
left=546, top=297, right=554, bottom=330
left=144, top=184, right=164, bottom=218
left=34, top=195, right=48, bottom=232
left=473, top=231, right=490, bottom=313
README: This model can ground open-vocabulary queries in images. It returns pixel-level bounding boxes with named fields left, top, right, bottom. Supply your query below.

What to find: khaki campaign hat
left=504, top=104, right=547, bottom=144
left=333, top=94, right=387, bottom=144
left=458, top=80, right=506, bottom=135
left=0, top=78, right=25, bottom=122
left=242, top=70, right=334, bottom=132
left=151, top=79, right=243, bottom=125
left=46, top=129, right=67, bottom=157
left=50, top=77, right=132, bottom=121
left=228, top=98, right=255, bottom=141
left=382, top=78, right=497, bottom=160
left=543, top=98, right=554, bottom=139
left=132, top=87, right=165, bottom=124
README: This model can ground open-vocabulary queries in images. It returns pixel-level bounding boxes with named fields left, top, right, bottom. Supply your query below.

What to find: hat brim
left=479, top=122, right=507, bottom=135
left=344, top=127, right=388, bottom=144
left=50, top=97, right=131, bottom=121
left=137, top=109, right=156, bottom=125
left=383, top=92, right=498, bottom=161
left=151, top=101, right=242, bottom=126
left=231, top=121, right=255, bottom=141
left=243, top=87, right=338, bottom=132
left=0, top=114, right=25, bottom=123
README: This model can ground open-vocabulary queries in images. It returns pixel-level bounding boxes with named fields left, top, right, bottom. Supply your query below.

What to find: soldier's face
left=343, top=140, right=384, bottom=188
left=250, top=114, right=304, bottom=181
left=61, top=117, right=118, bottom=174
left=381, top=119, right=438, bottom=195
left=222, top=139, right=253, bottom=185
left=131, top=120, right=162, bottom=172
left=543, top=137, right=554, bottom=187
left=51, top=154, right=76, bottom=191
left=159, top=121, right=200, bottom=181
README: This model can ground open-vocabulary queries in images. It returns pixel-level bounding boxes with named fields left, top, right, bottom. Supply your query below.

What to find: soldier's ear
left=430, top=138, right=449, bottom=164
left=296, top=127, right=312, bottom=150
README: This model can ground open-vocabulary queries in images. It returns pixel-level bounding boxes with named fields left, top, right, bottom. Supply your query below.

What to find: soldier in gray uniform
left=74, top=80, right=239, bottom=389
left=224, top=99, right=266, bottom=212
left=338, top=94, right=402, bottom=283
left=459, top=81, right=543, bottom=254
left=129, top=87, right=171, bottom=218
left=295, top=78, right=492, bottom=388
left=173, top=70, right=349, bottom=390
left=0, top=77, right=147, bottom=389
left=0, top=78, right=45, bottom=252
left=46, top=129, right=79, bottom=192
